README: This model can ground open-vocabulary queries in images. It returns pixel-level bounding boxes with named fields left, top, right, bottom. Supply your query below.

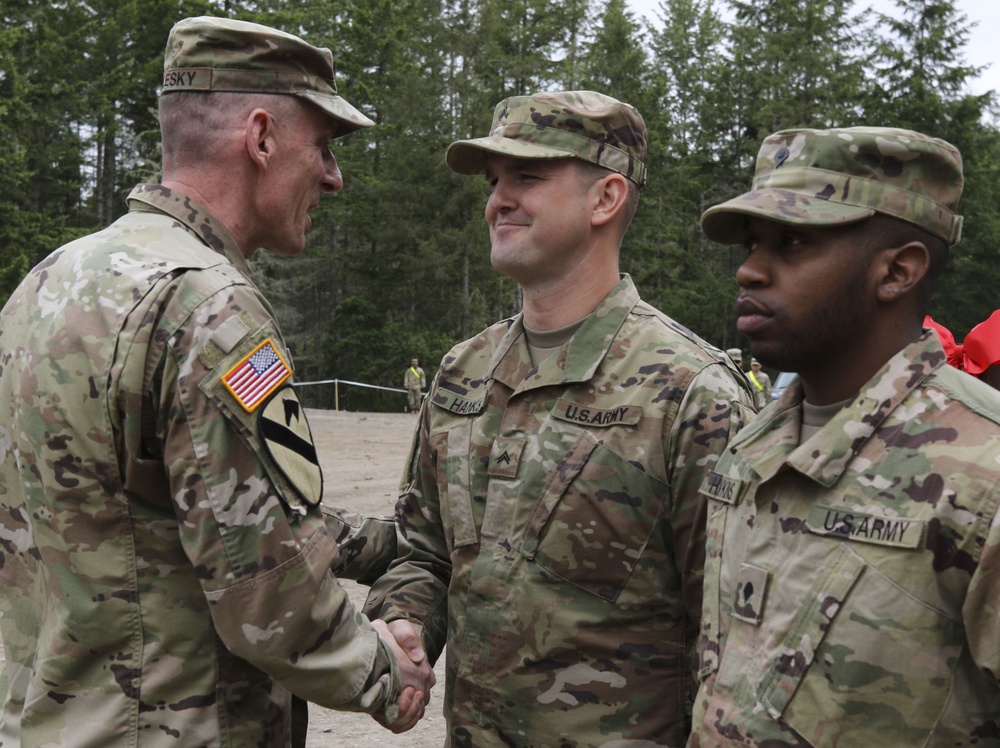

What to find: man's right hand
left=370, top=618, right=436, bottom=733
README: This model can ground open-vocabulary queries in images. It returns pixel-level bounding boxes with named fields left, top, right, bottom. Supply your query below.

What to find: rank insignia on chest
left=222, top=338, right=292, bottom=413
left=489, top=436, right=525, bottom=478
left=733, top=563, right=769, bottom=625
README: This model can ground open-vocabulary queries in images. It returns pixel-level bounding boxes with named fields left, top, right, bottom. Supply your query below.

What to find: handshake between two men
left=371, top=619, right=437, bottom=733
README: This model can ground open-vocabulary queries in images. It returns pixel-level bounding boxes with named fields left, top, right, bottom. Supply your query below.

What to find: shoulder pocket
left=199, top=324, right=317, bottom=515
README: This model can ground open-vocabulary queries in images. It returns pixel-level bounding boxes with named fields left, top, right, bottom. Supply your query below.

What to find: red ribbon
left=925, top=312, right=1000, bottom=375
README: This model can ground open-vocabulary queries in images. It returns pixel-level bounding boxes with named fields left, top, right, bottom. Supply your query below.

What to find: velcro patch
left=732, top=564, right=769, bottom=625
left=807, top=505, right=923, bottom=549
left=698, top=470, right=744, bottom=505
left=433, top=389, right=486, bottom=416
left=551, top=398, right=642, bottom=428
left=259, top=385, right=322, bottom=508
left=222, top=338, right=291, bottom=412
left=489, top=436, right=525, bottom=479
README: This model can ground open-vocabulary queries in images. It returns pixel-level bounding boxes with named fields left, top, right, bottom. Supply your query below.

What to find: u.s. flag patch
left=222, top=339, right=292, bottom=413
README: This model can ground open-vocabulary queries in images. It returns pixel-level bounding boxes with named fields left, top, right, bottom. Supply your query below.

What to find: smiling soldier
left=365, top=90, right=755, bottom=746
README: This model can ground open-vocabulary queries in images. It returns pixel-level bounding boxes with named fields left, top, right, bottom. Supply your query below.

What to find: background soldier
left=0, top=16, right=432, bottom=746
left=690, top=127, right=1000, bottom=746
left=726, top=346, right=744, bottom=370
left=366, top=90, right=754, bottom=746
left=404, top=357, right=427, bottom=412
left=748, top=357, right=772, bottom=407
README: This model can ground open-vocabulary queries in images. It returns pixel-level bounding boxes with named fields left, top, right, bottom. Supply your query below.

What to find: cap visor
left=300, top=91, right=374, bottom=137
left=701, top=189, right=875, bottom=244
left=446, top=137, right=576, bottom=175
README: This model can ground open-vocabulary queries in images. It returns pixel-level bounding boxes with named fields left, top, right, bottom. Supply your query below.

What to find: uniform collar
left=126, top=184, right=252, bottom=279
left=731, top=330, right=948, bottom=486
left=488, top=275, right=639, bottom=394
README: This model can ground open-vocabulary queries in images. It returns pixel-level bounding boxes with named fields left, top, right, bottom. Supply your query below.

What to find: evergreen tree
left=721, top=0, right=866, bottom=169
left=641, top=0, right=741, bottom=346
left=579, top=0, right=648, bottom=106
left=4, top=0, right=1000, bottom=405
left=865, top=0, right=1000, bottom=337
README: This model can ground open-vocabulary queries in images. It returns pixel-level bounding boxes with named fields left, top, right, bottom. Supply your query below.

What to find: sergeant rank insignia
left=222, top=338, right=292, bottom=413
left=259, top=385, right=323, bottom=507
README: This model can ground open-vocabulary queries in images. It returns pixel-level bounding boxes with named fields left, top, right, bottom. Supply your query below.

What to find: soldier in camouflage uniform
left=747, top=358, right=772, bottom=408
left=404, top=358, right=427, bottom=413
left=364, top=91, right=755, bottom=746
left=0, top=16, right=433, bottom=747
left=726, top=347, right=744, bottom=370
left=690, top=127, right=1000, bottom=747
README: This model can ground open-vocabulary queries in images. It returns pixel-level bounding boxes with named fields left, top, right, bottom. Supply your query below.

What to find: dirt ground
left=307, top=410, right=447, bottom=747
left=0, top=410, right=445, bottom=748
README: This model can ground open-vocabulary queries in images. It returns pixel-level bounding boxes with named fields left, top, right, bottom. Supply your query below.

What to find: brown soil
left=307, top=410, right=447, bottom=747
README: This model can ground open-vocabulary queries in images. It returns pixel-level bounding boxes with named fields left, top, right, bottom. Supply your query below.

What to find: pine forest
left=2, top=0, right=997, bottom=409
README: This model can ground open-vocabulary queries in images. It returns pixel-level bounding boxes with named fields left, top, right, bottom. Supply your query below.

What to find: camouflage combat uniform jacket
left=690, top=331, right=1000, bottom=747
left=0, top=185, right=400, bottom=747
left=367, top=276, right=754, bottom=747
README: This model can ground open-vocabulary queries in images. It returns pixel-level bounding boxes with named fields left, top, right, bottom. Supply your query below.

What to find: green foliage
left=862, top=0, right=1000, bottom=338
left=3, top=0, right=1000, bottom=408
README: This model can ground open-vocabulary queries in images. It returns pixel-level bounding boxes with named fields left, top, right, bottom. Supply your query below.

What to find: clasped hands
left=371, top=618, right=436, bottom=733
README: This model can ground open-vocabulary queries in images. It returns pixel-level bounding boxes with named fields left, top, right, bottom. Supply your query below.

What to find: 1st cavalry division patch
left=222, top=338, right=291, bottom=412
left=259, top=385, right=323, bottom=507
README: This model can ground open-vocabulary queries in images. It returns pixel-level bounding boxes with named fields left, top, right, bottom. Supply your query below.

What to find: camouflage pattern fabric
left=0, top=184, right=402, bottom=746
left=445, top=90, right=647, bottom=187
left=701, top=127, right=964, bottom=246
left=690, top=331, right=1000, bottom=747
left=366, top=276, right=756, bottom=746
left=161, top=16, right=374, bottom=136
left=324, top=506, right=399, bottom=586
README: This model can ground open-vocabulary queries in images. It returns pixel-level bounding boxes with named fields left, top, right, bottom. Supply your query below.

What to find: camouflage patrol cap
left=726, top=347, right=743, bottom=361
left=161, top=16, right=374, bottom=137
left=446, top=91, right=647, bottom=187
left=701, top=127, right=964, bottom=246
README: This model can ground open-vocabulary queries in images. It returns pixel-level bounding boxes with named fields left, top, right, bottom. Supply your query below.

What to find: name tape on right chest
left=698, top=470, right=747, bottom=505
left=433, top=390, right=486, bottom=416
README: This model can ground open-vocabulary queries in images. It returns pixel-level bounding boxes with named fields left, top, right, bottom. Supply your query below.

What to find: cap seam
left=755, top=165, right=958, bottom=242
left=494, top=122, right=646, bottom=185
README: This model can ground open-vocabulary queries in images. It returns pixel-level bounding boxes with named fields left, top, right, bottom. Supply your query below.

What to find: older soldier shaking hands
left=0, top=16, right=433, bottom=747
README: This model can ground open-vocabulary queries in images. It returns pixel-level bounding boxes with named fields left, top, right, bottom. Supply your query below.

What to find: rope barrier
left=293, top=378, right=409, bottom=410
left=294, top=378, right=406, bottom=394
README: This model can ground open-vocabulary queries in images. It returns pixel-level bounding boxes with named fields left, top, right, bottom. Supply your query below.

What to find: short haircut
left=159, top=91, right=300, bottom=168
left=861, top=213, right=949, bottom=312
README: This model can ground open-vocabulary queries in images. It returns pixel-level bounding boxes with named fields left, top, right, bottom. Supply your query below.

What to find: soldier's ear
left=590, top=172, right=629, bottom=229
left=875, top=242, right=930, bottom=303
left=246, top=108, right=277, bottom=171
